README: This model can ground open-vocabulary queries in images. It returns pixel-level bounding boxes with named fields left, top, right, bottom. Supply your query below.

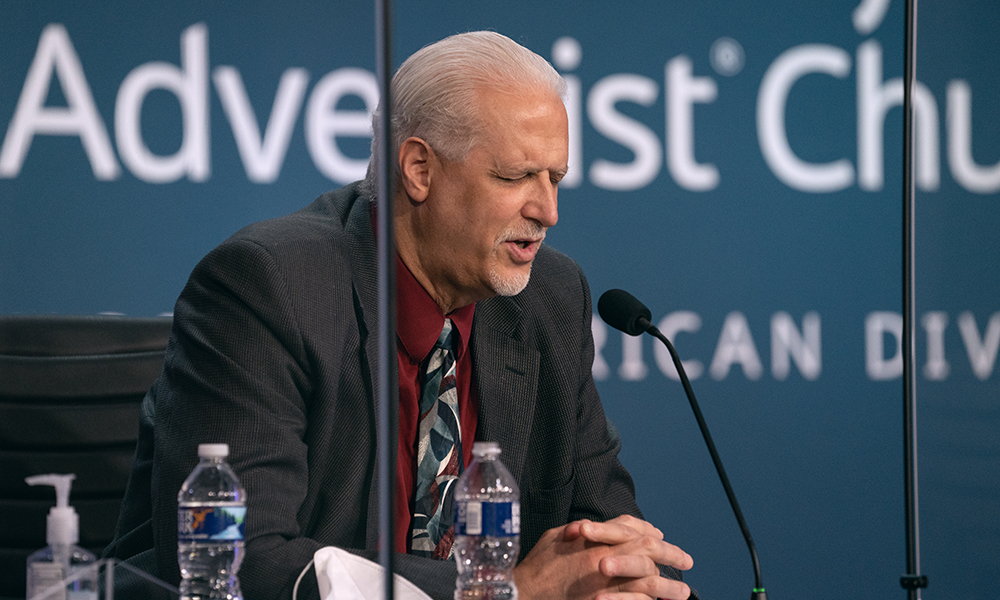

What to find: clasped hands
left=513, top=515, right=693, bottom=600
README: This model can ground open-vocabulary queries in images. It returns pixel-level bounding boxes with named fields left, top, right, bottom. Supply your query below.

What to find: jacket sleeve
left=519, top=254, right=691, bottom=590
left=148, top=237, right=321, bottom=596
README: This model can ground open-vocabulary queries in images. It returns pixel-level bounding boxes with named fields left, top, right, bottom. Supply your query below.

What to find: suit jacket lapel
left=472, top=296, right=539, bottom=484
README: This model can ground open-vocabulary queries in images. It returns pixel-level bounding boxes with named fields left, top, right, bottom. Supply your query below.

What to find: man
left=106, top=31, right=695, bottom=600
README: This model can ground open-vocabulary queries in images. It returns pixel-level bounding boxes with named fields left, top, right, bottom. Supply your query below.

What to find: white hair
left=362, top=31, right=566, bottom=199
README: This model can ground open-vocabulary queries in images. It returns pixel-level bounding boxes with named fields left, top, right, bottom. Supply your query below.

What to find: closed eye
left=496, top=172, right=531, bottom=183
left=496, top=168, right=566, bottom=185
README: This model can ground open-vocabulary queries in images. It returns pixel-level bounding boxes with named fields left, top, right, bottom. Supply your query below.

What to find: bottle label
left=455, top=501, right=520, bottom=537
left=28, top=562, right=67, bottom=600
left=178, top=505, right=246, bottom=542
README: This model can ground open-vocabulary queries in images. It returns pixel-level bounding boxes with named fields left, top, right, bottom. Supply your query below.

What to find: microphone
left=598, top=289, right=768, bottom=600
left=597, top=288, right=653, bottom=335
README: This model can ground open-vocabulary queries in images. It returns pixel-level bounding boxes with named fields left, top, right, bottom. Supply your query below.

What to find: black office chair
left=0, top=315, right=172, bottom=600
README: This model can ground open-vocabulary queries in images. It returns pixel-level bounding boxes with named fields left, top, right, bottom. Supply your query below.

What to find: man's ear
left=398, top=137, right=433, bottom=203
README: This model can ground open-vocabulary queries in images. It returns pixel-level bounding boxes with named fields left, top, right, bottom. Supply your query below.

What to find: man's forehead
left=472, top=86, right=567, bottom=130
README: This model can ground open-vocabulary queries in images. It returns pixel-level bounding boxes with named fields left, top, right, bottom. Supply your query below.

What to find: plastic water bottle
left=177, top=444, right=246, bottom=600
left=453, top=442, right=520, bottom=600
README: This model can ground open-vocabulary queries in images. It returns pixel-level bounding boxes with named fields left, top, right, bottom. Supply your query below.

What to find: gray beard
left=489, top=260, right=532, bottom=297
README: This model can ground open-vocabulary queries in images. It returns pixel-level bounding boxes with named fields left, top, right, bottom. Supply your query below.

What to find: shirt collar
left=395, top=253, right=475, bottom=364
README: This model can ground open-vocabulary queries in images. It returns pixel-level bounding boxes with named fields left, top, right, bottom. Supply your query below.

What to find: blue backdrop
left=3, top=1, right=998, bottom=599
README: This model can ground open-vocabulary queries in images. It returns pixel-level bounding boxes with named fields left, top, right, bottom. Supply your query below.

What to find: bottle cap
left=471, top=441, right=501, bottom=456
left=198, top=443, right=229, bottom=458
left=25, top=474, right=79, bottom=546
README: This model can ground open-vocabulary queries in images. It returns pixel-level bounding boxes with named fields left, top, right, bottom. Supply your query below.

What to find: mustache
left=495, top=222, right=546, bottom=246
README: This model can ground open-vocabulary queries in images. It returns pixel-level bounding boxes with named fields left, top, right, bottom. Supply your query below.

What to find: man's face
left=412, top=85, right=569, bottom=311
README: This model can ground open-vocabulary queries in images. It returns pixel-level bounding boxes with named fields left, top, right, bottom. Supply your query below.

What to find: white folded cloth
left=313, top=547, right=433, bottom=600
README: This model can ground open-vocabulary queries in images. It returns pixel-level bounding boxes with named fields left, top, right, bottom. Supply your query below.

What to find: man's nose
left=523, top=177, right=559, bottom=228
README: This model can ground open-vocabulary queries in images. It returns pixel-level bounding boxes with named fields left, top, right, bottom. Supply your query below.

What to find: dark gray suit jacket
left=105, top=183, right=684, bottom=599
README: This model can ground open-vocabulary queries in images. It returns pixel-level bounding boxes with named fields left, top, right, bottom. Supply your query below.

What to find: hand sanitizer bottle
left=25, top=474, right=98, bottom=600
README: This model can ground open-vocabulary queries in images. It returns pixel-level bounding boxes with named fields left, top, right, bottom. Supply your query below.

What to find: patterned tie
left=410, top=318, right=463, bottom=558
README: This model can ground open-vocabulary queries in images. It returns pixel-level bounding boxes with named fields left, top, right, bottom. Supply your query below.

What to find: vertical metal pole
left=374, top=0, right=397, bottom=598
left=105, top=559, right=115, bottom=600
left=901, top=0, right=926, bottom=597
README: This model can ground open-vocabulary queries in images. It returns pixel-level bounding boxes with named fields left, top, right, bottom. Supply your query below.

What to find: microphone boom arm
left=640, top=316, right=767, bottom=599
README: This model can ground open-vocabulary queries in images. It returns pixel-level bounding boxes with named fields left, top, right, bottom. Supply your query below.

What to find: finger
left=562, top=519, right=592, bottom=541
left=600, top=535, right=694, bottom=572
left=596, top=576, right=692, bottom=600
left=577, top=518, right=665, bottom=546
left=578, top=520, right=642, bottom=545
left=579, top=519, right=670, bottom=548
left=595, top=593, right=661, bottom=600
left=604, top=515, right=664, bottom=539
left=599, top=555, right=660, bottom=579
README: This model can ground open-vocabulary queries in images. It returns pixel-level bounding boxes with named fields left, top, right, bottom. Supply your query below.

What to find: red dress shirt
left=394, top=254, right=478, bottom=553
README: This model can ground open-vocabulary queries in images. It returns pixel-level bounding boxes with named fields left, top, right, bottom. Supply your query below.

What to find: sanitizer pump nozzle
left=25, top=473, right=98, bottom=600
left=26, top=474, right=80, bottom=547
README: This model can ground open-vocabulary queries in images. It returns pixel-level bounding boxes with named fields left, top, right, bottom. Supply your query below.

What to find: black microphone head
left=598, top=289, right=653, bottom=336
